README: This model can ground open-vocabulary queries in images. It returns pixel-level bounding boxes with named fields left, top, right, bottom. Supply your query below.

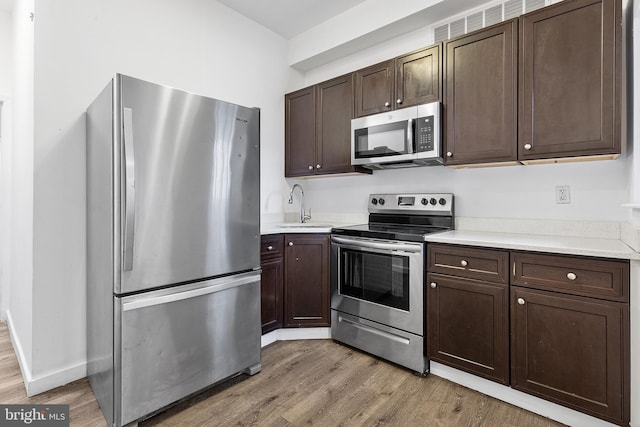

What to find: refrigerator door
left=116, top=74, right=260, bottom=294
left=117, top=271, right=261, bottom=425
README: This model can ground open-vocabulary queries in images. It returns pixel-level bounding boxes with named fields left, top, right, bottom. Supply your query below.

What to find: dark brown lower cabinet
left=284, top=234, right=330, bottom=327
left=260, top=258, right=284, bottom=334
left=260, top=235, right=284, bottom=334
left=511, top=286, right=629, bottom=425
left=427, top=273, right=509, bottom=384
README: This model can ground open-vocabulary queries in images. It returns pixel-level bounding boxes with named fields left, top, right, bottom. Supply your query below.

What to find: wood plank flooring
left=0, top=322, right=563, bottom=426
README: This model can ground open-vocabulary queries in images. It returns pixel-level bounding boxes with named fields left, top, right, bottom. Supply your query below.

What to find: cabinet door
left=285, top=87, right=316, bottom=177
left=396, top=44, right=441, bottom=108
left=284, top=234, right=330, bottom=327
left=519, top=0, right=620, bottom=161
left=316, top=74, right=356, bottom=174
left=427, top=273, right=509, bottom=384
left=444, top=20, right=518, bottom=166
left=260, top=257, right=283, bottom=334
left=511, top=286, right=629, bottom=425
left=355, top=60, right=394, bottom=117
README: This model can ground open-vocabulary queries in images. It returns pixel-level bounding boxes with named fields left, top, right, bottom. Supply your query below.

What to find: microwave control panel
left=416, top=115, right=434, bottom=152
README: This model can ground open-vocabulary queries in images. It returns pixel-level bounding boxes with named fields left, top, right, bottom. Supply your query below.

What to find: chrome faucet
left=288, top=184, right=311, bottom=223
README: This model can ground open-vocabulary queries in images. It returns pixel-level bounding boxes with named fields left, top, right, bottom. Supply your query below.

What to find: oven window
left=340, top=248, right=409, bottom=311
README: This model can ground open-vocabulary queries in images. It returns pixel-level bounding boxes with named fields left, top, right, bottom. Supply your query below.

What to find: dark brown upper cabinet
left=285, top=74, right=368, bottom=177
left=285, top=86, right=316, bottom=176
left=519, top=0, right=621, bottom=163
left=444, top=20, right=518, bottom=167
left=395, top=44, right=442, bottom=108
left=355, top=45, right=442, bottom=118
left=355, top=60, right=395, bottom=117
left=315, top=74, right=357, bottom=175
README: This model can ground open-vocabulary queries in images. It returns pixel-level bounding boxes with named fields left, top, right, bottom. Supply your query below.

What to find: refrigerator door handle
left=122, top=272, right=260, bottom=311
left=123, top=107, right=135, bottom=271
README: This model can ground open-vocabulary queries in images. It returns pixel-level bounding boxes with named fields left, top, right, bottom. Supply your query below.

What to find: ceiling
left=0, top=0, right=371, bottom=38
left=216, top=0, right=368, bottom=39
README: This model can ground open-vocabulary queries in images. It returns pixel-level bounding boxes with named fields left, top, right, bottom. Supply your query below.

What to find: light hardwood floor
left=1, top=322, right=563, bottom=426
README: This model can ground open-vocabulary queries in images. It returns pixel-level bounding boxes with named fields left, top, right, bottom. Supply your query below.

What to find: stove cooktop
left=331, top=223, right=449, bottom=242
left=331, top=193, right=455, bottom=242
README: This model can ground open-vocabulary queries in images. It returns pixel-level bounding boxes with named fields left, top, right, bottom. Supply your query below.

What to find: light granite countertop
left=261, top=215, right=640, bottom=260
left=424, top=229, right=640, bottom=260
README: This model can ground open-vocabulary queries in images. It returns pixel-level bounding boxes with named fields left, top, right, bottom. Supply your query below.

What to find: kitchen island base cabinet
left=511, top=286, right=629, bottom=425
left=284, top=234, right=330, bottom=327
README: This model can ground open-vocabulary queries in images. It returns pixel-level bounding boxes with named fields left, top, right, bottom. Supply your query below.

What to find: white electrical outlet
left=556, top=185, right=571, bottom=204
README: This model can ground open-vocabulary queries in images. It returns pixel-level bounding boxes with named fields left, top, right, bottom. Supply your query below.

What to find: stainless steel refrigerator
left=86, top=74, right=261, bottom=427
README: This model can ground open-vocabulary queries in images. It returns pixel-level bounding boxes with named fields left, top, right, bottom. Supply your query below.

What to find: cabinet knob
left=566, top=272, right=577, bottom=281
left=384, top=101, right=390, bottom=107
left=316, top=164, right=321, bottom=169
left=308, top=165, right=314, bottom=171
left=267, top=245, right=273, bottom=251
left=517, top=298, right=525, bottom=305
left=524, top=143, right=532, bottom=150
left=446, top=152, right=453, bottom=157
left=288, top=242, right=294, bottom=246
left=430, top=282, right=437, bottom=289
left=460, top=260, right=468, bottom=267
left=396, top=99, right=402, bottom=104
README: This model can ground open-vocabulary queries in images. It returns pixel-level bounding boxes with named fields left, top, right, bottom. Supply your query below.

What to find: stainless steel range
left=330, top=193, right=454, bottom=374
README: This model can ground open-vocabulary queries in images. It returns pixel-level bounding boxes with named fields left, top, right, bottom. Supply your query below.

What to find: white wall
left=9, top=0, right=295, bottom=392
left=8, top=0, right=34, bottom=384
left=0, top=7, right=14, bottom=322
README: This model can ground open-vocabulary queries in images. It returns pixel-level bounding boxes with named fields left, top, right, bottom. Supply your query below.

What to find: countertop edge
left=424, top=230, right=640, bottom=260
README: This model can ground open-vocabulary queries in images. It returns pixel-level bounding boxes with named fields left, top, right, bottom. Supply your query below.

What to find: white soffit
left=288, top=0, right=490, bottom=70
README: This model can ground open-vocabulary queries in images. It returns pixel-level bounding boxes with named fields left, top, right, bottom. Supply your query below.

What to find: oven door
left=330, top=235, right=424, bottom=335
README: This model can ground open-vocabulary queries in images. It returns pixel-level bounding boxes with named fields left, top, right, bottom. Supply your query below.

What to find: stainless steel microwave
left=351, top=102, right=442, bottom=169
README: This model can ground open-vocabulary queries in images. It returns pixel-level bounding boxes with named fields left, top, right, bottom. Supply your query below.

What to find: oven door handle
left=331, top=236, right=422, bottom=253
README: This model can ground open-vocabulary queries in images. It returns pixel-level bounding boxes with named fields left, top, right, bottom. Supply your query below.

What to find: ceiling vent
left=433, top=0, right=555, bottom=43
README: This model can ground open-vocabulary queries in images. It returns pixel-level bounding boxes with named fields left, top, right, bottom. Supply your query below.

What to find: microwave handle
left=407, top=118, right=414, bottom=154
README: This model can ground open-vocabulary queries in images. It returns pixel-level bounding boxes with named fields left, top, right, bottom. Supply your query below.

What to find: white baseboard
left=430, top=361, right=618, bottom=427
left=261, top=327, right=331, bottom=348
left=6, top=310, right=31, bottom=394
left=6, top=310, right=86, bottom=397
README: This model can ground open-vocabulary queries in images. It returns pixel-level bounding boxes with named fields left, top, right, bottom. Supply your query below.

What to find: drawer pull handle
left=517, top=298, right=525, bottom=305
left=566, top=272, right=577, bottom=281
left=430, top=282, right=437, bottom=289
left=288, top=242, right=294, bottom=247
left=460, top=260, right=468, bottom=267
left=267, top=245, right=273, bottom=251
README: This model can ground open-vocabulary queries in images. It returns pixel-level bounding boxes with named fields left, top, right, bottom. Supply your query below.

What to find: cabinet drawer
left=261, top=234, right=284, bottom=260
left=511, top=252, right=629, bottom=302
left=427, top=244, right=509, bottom=284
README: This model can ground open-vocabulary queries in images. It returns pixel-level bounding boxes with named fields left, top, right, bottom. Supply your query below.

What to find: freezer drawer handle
left=122, top=274, right=260, bottom=311
left=123, top=107, right=135, bottom=271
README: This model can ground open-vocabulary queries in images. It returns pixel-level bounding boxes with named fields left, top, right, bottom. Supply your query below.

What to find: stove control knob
left=430, top=198, right=437, bottom=205
left=378, top=198, right=385, bottom=205
left=421, top=198, right=428, bottom=205
left=439, top=198, right=447, bottom=206
left=371, top=198, right=378, bottom=205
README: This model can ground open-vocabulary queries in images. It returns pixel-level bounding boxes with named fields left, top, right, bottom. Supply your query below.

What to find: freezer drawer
left=117, top=272, right=261, bottom=425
